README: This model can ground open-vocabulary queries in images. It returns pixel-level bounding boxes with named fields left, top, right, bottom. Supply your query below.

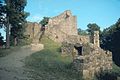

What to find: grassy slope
left=25, top=36, right=82, bottom=80
left=24, top=36, right=120, bottom=80
left=112, top=63, right=120, bottom=76
left=0, top=46, right=21, bottom=57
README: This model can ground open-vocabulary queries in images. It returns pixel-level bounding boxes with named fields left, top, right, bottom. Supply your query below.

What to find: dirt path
left=0, top=45, right=43, bottom=80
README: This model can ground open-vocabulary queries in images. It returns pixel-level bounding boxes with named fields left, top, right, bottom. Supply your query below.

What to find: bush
left=95, top=70, right=117, bottom=80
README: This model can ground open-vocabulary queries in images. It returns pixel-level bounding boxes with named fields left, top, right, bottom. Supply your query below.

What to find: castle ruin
left=25, top=10, right=112, bottom=80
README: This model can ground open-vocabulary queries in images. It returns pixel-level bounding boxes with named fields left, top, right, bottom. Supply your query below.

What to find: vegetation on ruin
left=87, top=23, right=101, bottom=35
left=40, top=17, right=50, bottom=26
left=0, top=0, right=120, bottom=79
left=25, top=36, right=83, bottom=80
left=78, top=28, right=88, bottom=35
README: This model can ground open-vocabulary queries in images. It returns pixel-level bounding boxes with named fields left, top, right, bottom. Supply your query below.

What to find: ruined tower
left=25, top=22, right=42, bottom=43
left=90, top=31, right=100, bottom=47
left=93, top=31, right=99, bottom=47
left=45, top=10, right=78, bottom=42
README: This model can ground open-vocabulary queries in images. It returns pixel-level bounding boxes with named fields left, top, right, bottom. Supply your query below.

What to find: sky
left=0, top=0, right=120, bottom=39
left=25, top=0, right=120, bottom=30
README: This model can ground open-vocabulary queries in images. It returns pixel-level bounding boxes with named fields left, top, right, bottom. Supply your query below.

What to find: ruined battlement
left=25, top=11, right=112, bottom=80
left=47, top=10, right=78, bottom=36
left=49, top=10, right=72, bottom=26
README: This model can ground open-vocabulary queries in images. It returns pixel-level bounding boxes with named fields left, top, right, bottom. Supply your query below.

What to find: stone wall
left=73, top=43, right=112, bottom=80
left=47, top=10, right=78, bottom=35
left=61, top=40, right=112, bottom=80
left=25, top=10, right=113, bottom=80
left=25, top=10, right=90, bottom=44
left=25, top=22, right=42, bottom=43
left=45, top=10, right=78, bottom=43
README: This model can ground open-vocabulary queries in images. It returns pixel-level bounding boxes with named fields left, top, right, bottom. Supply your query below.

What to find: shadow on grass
left=25, top=36, right=81, bottom=80
left=24, top=36, right=83, bottom=80
left=25, top=48, right=83, bottom=80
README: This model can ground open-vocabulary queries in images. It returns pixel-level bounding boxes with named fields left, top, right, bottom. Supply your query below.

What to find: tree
left=100, top=24, right=116, bottom=50
left=0, top=1, right=5, bottom=48
left=100, top=18, right=120, bottom=66
left=0, top=0, right=29, bottom=47
left=78, top=28, right=88, bottom=35
left=87, top=23, right=100, bottom=34
left=0, top=0, right=4, bottom=28
left=40, top=17, right=49, bottom=27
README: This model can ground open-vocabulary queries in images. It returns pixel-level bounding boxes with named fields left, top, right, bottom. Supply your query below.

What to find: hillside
left=24, top=36, right=83, bottom=80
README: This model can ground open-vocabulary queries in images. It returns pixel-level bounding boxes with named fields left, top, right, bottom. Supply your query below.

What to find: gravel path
left=0, top=45, right=43, bottom=80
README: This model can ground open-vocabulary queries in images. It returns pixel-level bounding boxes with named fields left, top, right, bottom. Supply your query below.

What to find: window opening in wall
left=74, top=46, right=83, bottom=55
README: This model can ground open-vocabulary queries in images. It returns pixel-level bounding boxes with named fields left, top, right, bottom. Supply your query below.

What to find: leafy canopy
left=40, top=17, right=49, bottom=26
left=87, top=23, right=100, bottom=34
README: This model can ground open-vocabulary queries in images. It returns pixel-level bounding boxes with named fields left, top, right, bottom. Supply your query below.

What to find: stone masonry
left=25, top=10, right=112, bottom=80
left=73, top=43, right=112, bottom=80
left=25, top=22, right=42, bottom=43
left=61, top=31, right=112, bottom=80
left=25, top=22, right=44, bottom=50
left=25, top=10, right=89, bottom=44
left=45, top=10, right=90, bottom=43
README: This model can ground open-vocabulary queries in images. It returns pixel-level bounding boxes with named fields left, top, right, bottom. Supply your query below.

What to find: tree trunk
left=6, top=23, right=10, bottom=48
left=14, top=37, right=17, bottom=46
left=6, top=0, right=10, bottom=48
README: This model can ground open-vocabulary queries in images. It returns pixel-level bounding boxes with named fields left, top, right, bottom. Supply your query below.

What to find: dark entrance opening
left=74, top=45, right=83, bottom=55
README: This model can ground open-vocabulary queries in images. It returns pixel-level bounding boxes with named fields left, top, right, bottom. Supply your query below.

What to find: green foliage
left=78, top=28, right=88, bottom=35
left=100, top=24, right=116, bottom=50
left=25, top=36, right=83, bottom=80
left=87, top=23, right=101, bottom=34
left=40, top=17, right=49, bottom=26
left=0, top=0, right=29, bottom=47
left=0, top=0, right=4, bottom=28
left=100, top=18, right=120, bottom=66
left=6, top=0, right=29, bottom=46
left=112, top=63, right=120, bottom=76
left=95, top=70, right=117, bottom=80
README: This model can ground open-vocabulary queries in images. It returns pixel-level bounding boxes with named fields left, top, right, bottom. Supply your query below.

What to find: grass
left=112, top=63, right=120, bottom=76
left=0, top=46, right=21, bottom=57
left=25, top=36, right=83, bottom=80
left=24, top=36, right=120, bottom=80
